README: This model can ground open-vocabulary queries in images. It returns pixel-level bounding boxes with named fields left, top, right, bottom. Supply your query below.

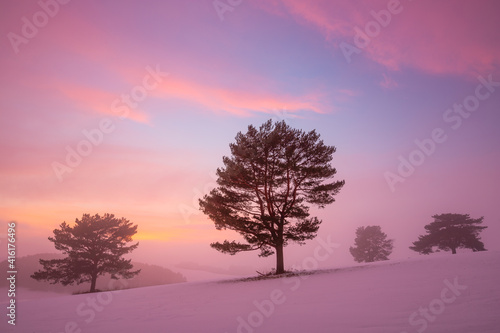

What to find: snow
left=4, top=287, right=65, bottom=301
left=1, top=251, right=499, bottom=333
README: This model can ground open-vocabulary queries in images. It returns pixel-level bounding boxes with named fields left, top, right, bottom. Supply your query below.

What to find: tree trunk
left=90, top=274, right=97, bottom=293
left=451, top=247, right=457, bottom=254
left=275, top=243, right=285, bottom=274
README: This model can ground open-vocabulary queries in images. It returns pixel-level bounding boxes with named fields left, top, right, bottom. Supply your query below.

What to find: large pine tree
left=31, top=213, right=140, bottom=292
left=410, top=213, right=487, bottom=255
left=199, top=120, right=345, bottom=274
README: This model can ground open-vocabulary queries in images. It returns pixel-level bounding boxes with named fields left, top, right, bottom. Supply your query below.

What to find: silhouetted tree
left=410, top=213, right=487, bottom=255
left=349, top=226, right=394, bottom=263
left=199, top=120, right=345, bottom=274
left=31, top=213, right=140, bottom=293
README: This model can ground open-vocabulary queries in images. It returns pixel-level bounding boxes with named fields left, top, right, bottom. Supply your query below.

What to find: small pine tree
left=410, top=213, right=487, bottom=255
left=349, top=226, right=394, bottom=263
left=31, top=213, right=140, bottom=292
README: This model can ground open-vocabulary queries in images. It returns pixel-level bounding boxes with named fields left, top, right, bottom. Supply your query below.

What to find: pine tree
left=199, top=120, right=345, bottom=274
left=349, top=226, right=394, bottom=263
left=31, top=213, right=140, bottom=292
left=410, top=213, right=487, bottom=255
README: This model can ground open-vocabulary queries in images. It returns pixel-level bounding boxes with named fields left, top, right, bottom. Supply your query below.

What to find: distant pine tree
left=31, top=213, right=140, bottom=293
left=349, top=226, right=394, bottom=263
left=410, top=213, right=487, bottom=255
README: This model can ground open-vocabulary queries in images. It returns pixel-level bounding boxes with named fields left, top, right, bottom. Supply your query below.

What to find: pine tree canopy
left=410, top=213, right=487, bottom=255
left=349, top=225, right=394, bottom=263
left=31, top=213, right=140, bottom=293
left=199, top=120, right=345, bottom=274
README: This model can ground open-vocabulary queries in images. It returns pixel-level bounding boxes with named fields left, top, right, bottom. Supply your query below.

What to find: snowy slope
left=2, top=251, right=499, bottom=333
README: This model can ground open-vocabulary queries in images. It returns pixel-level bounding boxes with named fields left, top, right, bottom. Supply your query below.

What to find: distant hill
left=0, top=253, right=186, bottom=294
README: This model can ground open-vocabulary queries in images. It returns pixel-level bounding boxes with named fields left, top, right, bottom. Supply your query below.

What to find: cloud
left=256, top=0, right=500, bottom=76
left=152, top=75, right=331, bottom=117
left=2, top=5, right=338, bottom=124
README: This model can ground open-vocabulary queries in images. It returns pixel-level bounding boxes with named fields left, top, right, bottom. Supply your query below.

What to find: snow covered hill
left=2, top=251, right=499, bottom=333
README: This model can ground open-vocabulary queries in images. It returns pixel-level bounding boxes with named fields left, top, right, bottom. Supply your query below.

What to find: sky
left=1, top=0, right=499, bottom=273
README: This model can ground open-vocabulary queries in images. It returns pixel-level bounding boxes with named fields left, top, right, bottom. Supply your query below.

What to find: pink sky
left=0, top=0, right=499, bottom=271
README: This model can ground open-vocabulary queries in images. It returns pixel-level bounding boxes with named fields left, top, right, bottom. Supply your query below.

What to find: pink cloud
left=5, top=6, right=339, bottom=123
left=152, top=76, right=330, bottom=117
left=276, top=0, right=355, bottom=41
left=256, top=0, right=500, bottom=76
